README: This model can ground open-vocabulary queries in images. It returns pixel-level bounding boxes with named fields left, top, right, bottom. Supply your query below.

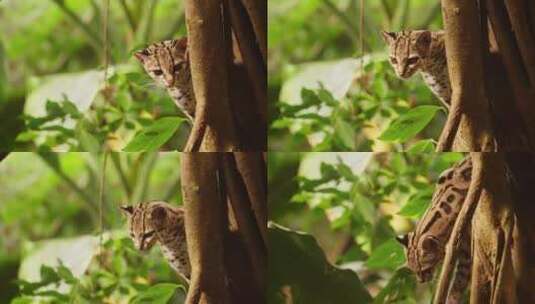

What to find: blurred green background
left=0, top=152, right=186, bottom=303
left=268, top=0, right=447, bottom=152
left=0, top=0, right=190, bottom=152
left=268, top=152, right=465, bottom=303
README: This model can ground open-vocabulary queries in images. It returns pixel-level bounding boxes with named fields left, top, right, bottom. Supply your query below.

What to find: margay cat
left=121, top=201, right=191, bottom=281
left=382, top=30, right=451, bottom=109
left=134, top=37, right=266, bottom=150
left=134, top=38, right=195, bottom=121
left=397, top=157, right=472, bottom=303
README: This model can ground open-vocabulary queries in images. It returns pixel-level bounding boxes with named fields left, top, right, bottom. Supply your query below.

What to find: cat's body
left=121, top=201, right=191, bottom=281
left=398, top=157, right=473, bottom=303
left=135, top=38, right=266, bottom=150
left=382, top=30, right=451, bottom=109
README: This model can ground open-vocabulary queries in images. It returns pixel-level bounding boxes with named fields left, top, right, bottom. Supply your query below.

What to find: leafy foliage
left=269, top=0, right=446, bottom=151
left=269, top=223, right=372, bottom=304
left=268, top=153, right=465, bottom=302
left=1, top=0, right=189, bottom=152
left=12, top=236, right=185, bottom=303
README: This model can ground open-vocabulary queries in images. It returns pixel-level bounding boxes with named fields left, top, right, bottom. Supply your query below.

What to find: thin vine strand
left=98, top=152, right=109, bottom=259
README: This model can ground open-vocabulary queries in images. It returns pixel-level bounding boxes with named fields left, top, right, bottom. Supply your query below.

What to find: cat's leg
left=446, top=229, right=472, bottom=304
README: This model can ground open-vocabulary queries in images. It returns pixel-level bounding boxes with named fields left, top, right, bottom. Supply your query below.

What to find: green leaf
left=131, top=283, right=181, bottom=304
left=379, top=105, right=441, bottom=142
left=408, top=139, right=436, bottom=153
left=398, top=190, right=433, bottom=218
left=269, top=223, right=372, bottom=304
left=334, top=118, right=355, bottom=149
left=374, top=268, right=416, bottom=304
left=366, top=239, right=406, bottom=270
left=124, top=117, right=184, bottom=152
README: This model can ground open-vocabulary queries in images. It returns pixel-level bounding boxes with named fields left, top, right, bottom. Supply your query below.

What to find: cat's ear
left=134, top=49, right=149, bottom=63
left=120, top=205, right=134, bottom=215
left=381, top=31, right=397, bottom=44
left=421, top=235, right=440, bottom=251
left=396, top=234, right=409, bottom=248
left=175, top=37, right=189, bottom=60
left=414, top=31, right=432, bottom=56
left=151, top=206, right=167, bottom=221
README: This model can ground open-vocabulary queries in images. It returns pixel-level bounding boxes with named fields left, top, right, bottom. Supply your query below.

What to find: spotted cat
left=134, top=37, right=266, bottom=150
left=121, top=201, right=190, bottom=281
left=381, top=30, right=451, bottom=109
left=134, top=38, right=195, bottom=121
left=397, top=156, right=472, bottom=303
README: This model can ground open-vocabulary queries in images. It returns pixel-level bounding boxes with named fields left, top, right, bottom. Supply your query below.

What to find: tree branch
left=226, top=0, right=267, bottom=129
left=181, top=153, right=231, bottom=304
left=239, top=0, right=267, bottom=63
left=50, top=0, right=103, bottom=49
left=222, top=154, right=266, bottom=294
left=434, top=152, right=484, bottom=304
left=184, top=0, right=240, bottom=151
left=437, top=0, right=495, bottom=151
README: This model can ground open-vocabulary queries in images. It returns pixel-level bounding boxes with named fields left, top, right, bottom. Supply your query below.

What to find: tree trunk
left=437, top=0, right=495, bottom=151
left=181, top=152, right=266, bottom=304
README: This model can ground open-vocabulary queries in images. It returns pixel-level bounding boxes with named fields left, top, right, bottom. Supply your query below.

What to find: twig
left=110, top=153, right=132, bottom=199
left=379, top=0, right=393, bottom=24
left=98, top=153, right=109, bottom=260
left=143, top=0, right=158, bottom=43
left=436, top=105, right=462, bottom=151
left=418, top=3, right=442, bottom=28
left=119, top=0, right=137, bottom=33
left=50, top=0, right=103, bottom=48
left=433, top=152, right=484, bottom=304
left=322, top=0, right=365, bottom=49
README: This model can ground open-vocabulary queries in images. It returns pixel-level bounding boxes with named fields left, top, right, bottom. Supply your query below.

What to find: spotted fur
left=398, top=156, right=472, bottom=303
left=134, top=38, right=195, bottom=121
left=121, top=201, right=191, bottom=281
left=381, top=30, right=451, bottom=109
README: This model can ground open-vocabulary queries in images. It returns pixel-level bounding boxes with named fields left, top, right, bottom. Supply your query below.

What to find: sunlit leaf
left=366, top=239, right=405, bottom=270
left=131, top=283, right=181, bottom=304
left=124, top=117, right=184, bottom=152
left=398, top=190, right=433, bottom=218
left=379, top=105, right=441, bottom=142
left=408, top=139, right=436, bottom=153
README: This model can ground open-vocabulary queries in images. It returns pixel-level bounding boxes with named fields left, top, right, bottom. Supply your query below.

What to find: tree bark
left=184, top=0, right=239, bottom=152
left=437, top=0, right=495, bottom=151
left=181, top=153, right=231, bottom=304
left=222, top=154, right=267, bottom=294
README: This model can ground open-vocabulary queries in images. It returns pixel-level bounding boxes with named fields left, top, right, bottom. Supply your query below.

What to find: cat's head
left=381, top=30, right=432, bottom=78
left=120, top=201, right=181, bottom=251
left=134, top=38, right=189, bottom=88
left=397, top=233, right=443, bottom=283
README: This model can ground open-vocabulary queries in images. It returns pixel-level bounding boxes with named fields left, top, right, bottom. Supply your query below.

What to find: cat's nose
left=165, top=75, right=175, bottom=86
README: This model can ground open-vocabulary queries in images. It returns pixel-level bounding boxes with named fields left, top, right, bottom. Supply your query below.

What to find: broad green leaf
left=374, top=268, right=416, bottom=304
left=398, top=190, right=433, bottom=218
left=366, top=239, right=406, bottom=270
left=131, top=283, right=181, bottom=304
left=124, top=117, right=184, bottom=152
left=335, top=118, right=355, bottom=149
left=379, top=105, right=441, bottom=142
left=269, top=223, right=372, bottom=304
left=408, top=139, right=436, bottom=153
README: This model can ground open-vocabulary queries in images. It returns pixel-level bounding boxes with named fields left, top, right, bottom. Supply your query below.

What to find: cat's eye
left=173, top=63, right=184, bottom=70
left=407, top=57, right=419, bottom=65
left=390, top=57, right=397, bottom=64
left=152, top=70, right=163, bottom=76
left=143, top=230, right=155, bottom=238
